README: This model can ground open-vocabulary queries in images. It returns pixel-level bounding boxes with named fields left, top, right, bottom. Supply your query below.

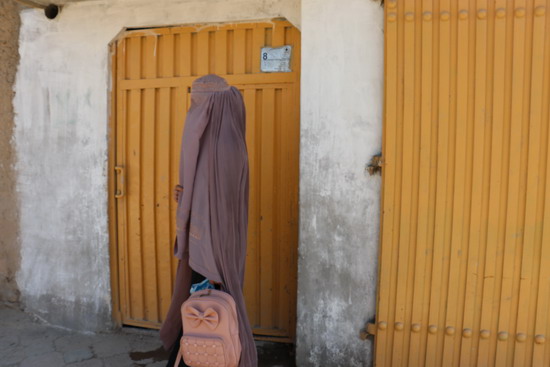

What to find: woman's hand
left=174, top=185, right=183, bottom=202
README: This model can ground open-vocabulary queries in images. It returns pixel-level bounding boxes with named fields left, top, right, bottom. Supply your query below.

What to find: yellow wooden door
left=110, top=21, right=300, bottom=342
left=376, top=1, right=550, bottom=366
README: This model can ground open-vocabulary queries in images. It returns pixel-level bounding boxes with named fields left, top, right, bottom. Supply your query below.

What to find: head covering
left=160, top=74, right=257, bottom=367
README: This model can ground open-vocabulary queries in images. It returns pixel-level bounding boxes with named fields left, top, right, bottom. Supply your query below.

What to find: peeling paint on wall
left=14, top=0, right=300, bottom=333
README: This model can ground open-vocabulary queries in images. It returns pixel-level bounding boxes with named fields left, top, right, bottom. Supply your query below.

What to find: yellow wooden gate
left=109, top=21, right=300, bottom=342
left=376, top=0, right=550, bottom=366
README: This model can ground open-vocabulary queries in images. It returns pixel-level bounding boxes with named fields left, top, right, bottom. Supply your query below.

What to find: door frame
left=107, top=21, right=301, bottom=341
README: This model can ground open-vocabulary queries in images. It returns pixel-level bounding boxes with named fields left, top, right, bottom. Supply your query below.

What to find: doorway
left=109, top=20, right=301, bottom=342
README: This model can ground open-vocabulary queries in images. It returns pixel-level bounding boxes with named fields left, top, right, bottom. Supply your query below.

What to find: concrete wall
left=0, top=0, right=21, bottom=305
left=297, top=0, right=384, bottom=366
left=14, top=0, right=300, bottom=332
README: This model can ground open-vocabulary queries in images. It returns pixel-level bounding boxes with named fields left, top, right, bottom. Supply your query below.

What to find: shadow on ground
left=125, top=329, right=296, bottom=367
left=0, top=305, right=295, bottom=367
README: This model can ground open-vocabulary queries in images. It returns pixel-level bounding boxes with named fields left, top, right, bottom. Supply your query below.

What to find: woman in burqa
left=160, top=74, right=257, bottom=367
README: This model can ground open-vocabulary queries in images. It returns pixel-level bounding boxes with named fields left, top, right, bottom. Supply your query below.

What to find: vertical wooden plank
left=376, top=2, right=398, bottom=366
left=272, top=22, right=285, bottom=47
left=260, top=88, right=275, bottom=329
left=386, top=0, right=406, bottom=363
left=156, top=87, right=172, bottom=321
left=233, top=29, right=246, bottom=75
left=156, top=33, right=174, bottom=322
left=494, top=1, right=527, bottom=365
left=425, top=0, right=451, bottom=365
left=159, top=34, right=174, bottom=78
left=227, top=30, right=234, bottom=75
left=406, top=1, right=433, bottom=365
left=116, top=38, right=131, bottom=321
left=209, top=31, right=216, bottom=74
left=181, top=32, right=192, bottom=77
left=276, top=88, right=291, bottom=334
left=197, top=30, right=209, bottom=76
left=291, top=27, right=301, bottom=77
left=170, top=33, right=192, bottom=278
left=252, top=26, right=264, bottom=73
left=264, top=27, right=273, bottom=47
left=423, top=0, right=441, bottom=361
left=254, top=88, right=264, bottom=329
left=245, top=29, right=253, bottom=74
left=170, top=86, right=186, bottom=280
left=142, top=35, right=158, bottom=78
left=127, top=87, right=144, bottom=321
left=531, top=4, right=550, bottom=365
left=284, top=26, right=292, bottom=47
left=243, top=88, right=260, bottom=327
left=454, top=1, right=477, bottom=362
left=141, top=35, right=159, bottom=322
left=439, top=1, right=459, bottom=363
left=515, top=3, right=546, bottom=365
left=126, top=35, right=144, bottom=321
left=471, top=0, right=495, bottom=361
left=191, top=32, right=198, bottom=76
left=270, top=88, right=281, bottom=331
left=141, top=90, right=158, bottom=321
left=459, top=0, right=488, bottom=365
left=126, top=36, right=140, bottom=80
left=491, top=3, right=516, bottom=365
left=215, top=30, right=228, bottom=75
left=404, top=2, right=424, bottom=357
left=514, top=2, right=536, bottom=367
left=108, top=41, right=122, bottom=327
left=442, top=2, right=470, bottom=365
left=438, top=2, right=458, bottom=365
left=392, top=0, right=416, bottom=365
left=476, top=0, right=507, bottom=364
left=174, top=33, right=181, bottom=77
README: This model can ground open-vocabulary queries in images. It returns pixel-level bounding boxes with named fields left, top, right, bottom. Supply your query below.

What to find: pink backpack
left=175, top=289, right=241, bottom=367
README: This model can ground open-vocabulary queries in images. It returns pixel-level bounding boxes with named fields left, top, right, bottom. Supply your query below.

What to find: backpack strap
left=174, top=345, right=183, bottom=366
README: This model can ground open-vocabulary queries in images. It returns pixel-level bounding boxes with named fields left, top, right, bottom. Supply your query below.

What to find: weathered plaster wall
left=297, top=0, right=384, bottom=366
left=14, top=0, right=300, bottom=332
left=0, top=0, right=21, bottom=304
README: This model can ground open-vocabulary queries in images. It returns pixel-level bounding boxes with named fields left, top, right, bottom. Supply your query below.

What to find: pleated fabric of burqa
left=159, top=74, right=257, bottom=367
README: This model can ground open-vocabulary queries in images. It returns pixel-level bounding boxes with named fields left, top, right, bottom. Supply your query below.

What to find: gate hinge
left=360, top=322, right=377, bottom=340
left=367, top=153, right=383, bottom=176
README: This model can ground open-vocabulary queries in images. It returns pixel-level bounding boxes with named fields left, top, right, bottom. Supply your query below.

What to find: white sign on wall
left=260, top=46, right=292, bottom=73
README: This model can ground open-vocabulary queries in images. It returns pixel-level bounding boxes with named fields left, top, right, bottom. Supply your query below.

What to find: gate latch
left=360, top=322, right=377, bottom=340
left=367, top=154, right=383, bottom=176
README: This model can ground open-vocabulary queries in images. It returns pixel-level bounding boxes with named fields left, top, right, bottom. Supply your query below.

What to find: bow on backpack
left=184, top=306, right=219, bottom=330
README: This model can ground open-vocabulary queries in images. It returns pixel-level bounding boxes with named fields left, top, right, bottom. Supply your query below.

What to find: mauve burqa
left=160, top=74, right=257, bottom=366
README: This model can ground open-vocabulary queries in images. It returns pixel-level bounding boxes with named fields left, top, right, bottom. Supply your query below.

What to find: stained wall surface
left=297, top=0, right=384, bottom=366
left=0, top=0, right=21, bottom=304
